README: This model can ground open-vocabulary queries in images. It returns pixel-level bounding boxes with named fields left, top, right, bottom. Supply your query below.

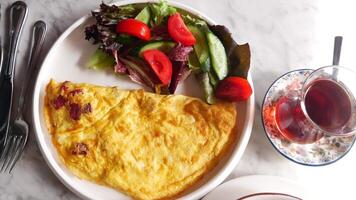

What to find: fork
left=0, top=21, right=47, bottom=173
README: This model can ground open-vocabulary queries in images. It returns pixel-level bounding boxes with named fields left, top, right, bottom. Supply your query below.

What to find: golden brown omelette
left=44, top=80, right=237, bottom=200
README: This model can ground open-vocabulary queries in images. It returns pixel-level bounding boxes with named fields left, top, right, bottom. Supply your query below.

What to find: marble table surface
left=0, top=0, right=355, bottom=199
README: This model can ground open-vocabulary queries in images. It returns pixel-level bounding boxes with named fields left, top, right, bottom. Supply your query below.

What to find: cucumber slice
left=135, top=6, right=151, bottom=25
left=188, top=25, right=211, bottom=72
left=137, top=41, right=176, bottom=57
left=206, top=32, right=228, bottom=80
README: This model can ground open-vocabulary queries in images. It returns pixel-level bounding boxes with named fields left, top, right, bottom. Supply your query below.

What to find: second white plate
left=203, top=175, right=308, bottom=200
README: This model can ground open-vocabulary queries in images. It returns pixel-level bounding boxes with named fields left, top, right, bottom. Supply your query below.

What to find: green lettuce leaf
left=188, top=52, right=200, bottom=71
left=117, top=4, right=138, bottom=15
left=87, top=48, right=115, bottom=70
left=182, top=14, right=207, bottom=28
left=196, top=72, right=216, bottom=104
left=149, top=0, right=176, bottom=26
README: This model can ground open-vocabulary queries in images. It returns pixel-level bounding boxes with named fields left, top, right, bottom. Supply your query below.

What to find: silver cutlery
left=0, top=37, right=3, bottom=78
left=0, top=1, right=28, bottom=165
left=0, top=3, right=3, bottom=76
left=0, top=4, right=5, bottom=154
left=0, top=20, right=47, bottom=173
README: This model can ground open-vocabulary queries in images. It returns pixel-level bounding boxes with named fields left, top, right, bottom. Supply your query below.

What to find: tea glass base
left=262, top=69, right=356, bottom=166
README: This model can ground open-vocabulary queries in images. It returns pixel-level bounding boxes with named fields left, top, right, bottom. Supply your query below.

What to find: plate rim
left=202, top=175, right=307, bottom=200
left=31, top=0, right=256, bottom=199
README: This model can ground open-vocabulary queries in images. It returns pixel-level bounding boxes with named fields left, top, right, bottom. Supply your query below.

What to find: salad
left=85, top=1, right=252, bottom=104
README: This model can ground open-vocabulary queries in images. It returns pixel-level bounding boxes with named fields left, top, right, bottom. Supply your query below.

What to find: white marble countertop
left=0, top=0, right=355, bottom=199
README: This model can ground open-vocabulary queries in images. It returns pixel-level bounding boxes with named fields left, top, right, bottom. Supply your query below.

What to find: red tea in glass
left=304, top=79, right=351, bottom=131
left=273, top=66, right=356, bottom=144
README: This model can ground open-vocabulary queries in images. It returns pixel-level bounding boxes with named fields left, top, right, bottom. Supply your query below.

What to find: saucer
left=261, top=69, right=356, bottom=166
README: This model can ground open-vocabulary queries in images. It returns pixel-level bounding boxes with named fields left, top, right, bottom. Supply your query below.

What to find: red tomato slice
left=215, top=77, right=252, bottom=101
left=142, top=50, right=172, bottom=85
left=168, top=13, right=196, bottom=46
left=116, top=19, right=151, bottom=41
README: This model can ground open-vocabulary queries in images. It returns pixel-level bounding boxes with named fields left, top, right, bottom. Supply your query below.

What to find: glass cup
left=272, top=66, right=356, bottom=144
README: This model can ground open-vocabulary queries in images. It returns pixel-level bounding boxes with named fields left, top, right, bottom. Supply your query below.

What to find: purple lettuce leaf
left=113, top=50, right=128, bottom=74
left=168, top=43, right=193, bottom=93
left=168, top=61, right=192, bottom=94
left=84, top=25, right=100, bottom=44
left=126, top=67, right=147, bottom=86
left=119, top=55, right=159, bottom=90
left=85, top=3, right=140, bottom=52
left=92, top=3, right=140, bottom=26
left=151, top=24, right=171, bottom=40
left=168, top=43, right=193, bottom=61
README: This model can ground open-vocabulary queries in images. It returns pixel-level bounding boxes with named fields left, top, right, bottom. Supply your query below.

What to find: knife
left=0, top=3, right=4, bottom=151
left=0, top=3, right=3, bottom=75
left=0, top=3, right=4, bottom=78
left=0, top=1, right=28, bottom=153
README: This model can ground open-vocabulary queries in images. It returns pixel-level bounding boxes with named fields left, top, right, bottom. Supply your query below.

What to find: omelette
left=44, top=80, right=237, bottom=200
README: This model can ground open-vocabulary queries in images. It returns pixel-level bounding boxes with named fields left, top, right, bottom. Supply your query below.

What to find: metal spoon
left=332, top=36, right=342, bottom=80
left=333, top=36, right=343, bottom=66
left=5, top=21, right=47, bottom=172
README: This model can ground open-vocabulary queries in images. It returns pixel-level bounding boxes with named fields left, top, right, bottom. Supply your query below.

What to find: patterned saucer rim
left=261, top=69, right=356, bottom=166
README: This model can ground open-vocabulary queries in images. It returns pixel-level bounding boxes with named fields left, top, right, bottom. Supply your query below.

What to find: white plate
left=32, top=0, right=255, bottom=199
left=203, top=175, right=309, bottom=200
